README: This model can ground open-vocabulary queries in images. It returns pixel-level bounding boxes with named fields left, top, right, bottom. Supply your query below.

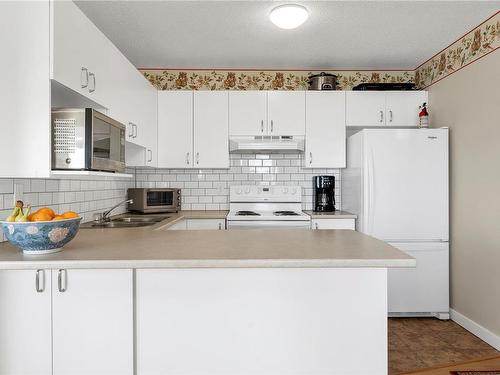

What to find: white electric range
left=227, top=185, right=311, bottom=230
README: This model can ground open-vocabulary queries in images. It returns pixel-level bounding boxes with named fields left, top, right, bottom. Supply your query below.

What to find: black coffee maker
left=314, top=176, right=335, bottom=212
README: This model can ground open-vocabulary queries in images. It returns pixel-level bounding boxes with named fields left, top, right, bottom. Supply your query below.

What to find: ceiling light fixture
left=269, top=4, right=309, bottom=30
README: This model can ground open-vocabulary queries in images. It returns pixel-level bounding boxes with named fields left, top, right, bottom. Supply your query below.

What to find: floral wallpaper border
left=415, top=11, right=500, bottom=88
left=141, top=69, right=414, bottom=91
left=140, top=11, right=500, bottom=91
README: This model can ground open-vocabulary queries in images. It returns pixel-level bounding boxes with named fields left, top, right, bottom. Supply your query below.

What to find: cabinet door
left=229, top=91, right=267, bottom=136
left=346, top=92, right=386, bottom=126
left=52, top=1, right=110, bottom=107
left=52, top=269, right=133, bottom=375
left=186, top=219, right=226, bottom=230
left=0, top=270, right=52, bottom=375
left=166, top=220, right=187, bottom=230
left=194, top=91, right=229, bottom=169
left=0, top=1, right=51, bottom=178
left=385, top=91, right=428, bottom=127
left=311, top=219, right=355, bottom=230
left=158, top=91, right=193, bottom=168
left=267, top=91, right=305, bottom=135
left=305, top=92, right=346, bottom=168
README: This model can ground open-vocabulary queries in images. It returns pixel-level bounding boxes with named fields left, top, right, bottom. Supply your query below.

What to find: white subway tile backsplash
left=0, top=179, right=13, bottom=194
left=135, top=153, right=340, bottom=211
left=0, top=173, right=134, bottom=242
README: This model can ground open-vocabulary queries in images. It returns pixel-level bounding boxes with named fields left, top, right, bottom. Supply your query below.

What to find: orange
left=37, top=207, right=56, bottom=219
left=52, top=215, right=66, bottom=221
left=62, top=211, right=79, bottom=219
left=31, top=212, right=54, bottom=222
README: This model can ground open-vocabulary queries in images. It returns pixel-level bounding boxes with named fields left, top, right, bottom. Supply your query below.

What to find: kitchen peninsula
left=0, top=227, right=414, bottom=375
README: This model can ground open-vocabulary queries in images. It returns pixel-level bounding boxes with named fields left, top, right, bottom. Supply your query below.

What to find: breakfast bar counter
left=0, top=226, right=413, bottom=375
left=0, top=226, right=414, bottom=269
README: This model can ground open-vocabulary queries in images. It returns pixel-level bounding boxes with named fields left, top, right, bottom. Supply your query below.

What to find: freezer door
left=388, top=242, right=449, bottom=314
left=363, top=129, right=448, bottom=241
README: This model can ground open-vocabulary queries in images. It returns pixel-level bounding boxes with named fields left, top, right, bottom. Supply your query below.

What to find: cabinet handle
left=379, top=111, right=384, bottom=123
left=147, top=149, right=152, bottom=162
left=80, top=67, right=88, bottom=88
left=270, top=120, right=274, bottom=133
left=35, top=269, right=44, bottom=293
left=58, top=269, right=67, bottom=292
left=128, top=122, right=134, bottom=138
left=309, top=152, right=313, bottom=165
left=261, top=120, right=264, bottom=133
left=196, top=152, right=199, bottom=165
left=133, top=124, right=138, bottom=138
left=389, top=110, right=393, bottom=122
left=315, top=223, right=319, bottom=230
left=186, top=152, right=190, bottom=165
left=88, top=72, right=96, bottom=93
left=218, top=222, right=222, bottom=230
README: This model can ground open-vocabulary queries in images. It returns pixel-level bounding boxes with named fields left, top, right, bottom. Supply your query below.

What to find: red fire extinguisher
left=419, top=102, right=429, bottom=128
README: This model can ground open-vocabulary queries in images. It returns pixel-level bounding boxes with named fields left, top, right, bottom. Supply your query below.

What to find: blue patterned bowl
left=0, top=217, right=82, bottom=255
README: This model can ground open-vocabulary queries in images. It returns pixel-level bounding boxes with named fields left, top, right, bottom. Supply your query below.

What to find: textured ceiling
left=75, top=1, right=500, bottom=70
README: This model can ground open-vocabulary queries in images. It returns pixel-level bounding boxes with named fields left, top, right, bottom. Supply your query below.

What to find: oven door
left=90, top=109, right=126, bottom=172
left=144, top=189, right=180, bottom=212
left=227, top=221, right=311, bottom=230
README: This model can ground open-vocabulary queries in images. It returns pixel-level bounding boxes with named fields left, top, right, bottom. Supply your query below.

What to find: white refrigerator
left=342, top=128, right=449, bottom=319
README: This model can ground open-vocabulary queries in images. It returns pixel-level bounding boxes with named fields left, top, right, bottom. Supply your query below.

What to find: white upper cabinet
left=158, top=91, right=194, bottom=168
left=52, top=269, right=133, bottom=375
left=267, top=91, right=306, bottom=136
left=346, top=92, right=386, bottom=127
left=0, top=270, right=52, bottom=375
left=305, top=91, right=346, bottom=168
left=229, top=91, right=267, bottom=136
left=346, top=91, right=428, bottom=127
left=194, top=91, right=230, bottom=169
left=52, top=1, right=111, bottom=107
left=0, top=1, right=51, bottom=178
left=385, top=91, right=428, bottom=127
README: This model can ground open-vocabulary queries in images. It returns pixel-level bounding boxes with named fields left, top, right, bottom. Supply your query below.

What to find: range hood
left=229, top=136, right=305, bottom=152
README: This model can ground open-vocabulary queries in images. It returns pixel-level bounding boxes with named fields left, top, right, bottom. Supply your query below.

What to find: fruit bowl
left=0, top=217, right=82, bottom=255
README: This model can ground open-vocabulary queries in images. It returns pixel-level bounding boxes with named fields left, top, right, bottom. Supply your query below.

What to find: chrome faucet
left=96, top=199, right=133, bottom=223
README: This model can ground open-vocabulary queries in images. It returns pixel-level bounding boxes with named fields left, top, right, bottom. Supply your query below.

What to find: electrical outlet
left=13, top=183, right=24, bottom=205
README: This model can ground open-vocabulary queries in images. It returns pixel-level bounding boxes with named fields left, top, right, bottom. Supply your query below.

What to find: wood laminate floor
left=389, top=318, right=499, bottom=374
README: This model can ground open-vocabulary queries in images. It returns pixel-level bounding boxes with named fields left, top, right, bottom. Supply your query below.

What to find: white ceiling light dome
left=269, top=4, right=309, bottom=30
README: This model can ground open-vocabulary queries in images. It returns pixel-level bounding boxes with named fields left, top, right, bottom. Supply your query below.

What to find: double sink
left=81, top=215, right=169, bottom=229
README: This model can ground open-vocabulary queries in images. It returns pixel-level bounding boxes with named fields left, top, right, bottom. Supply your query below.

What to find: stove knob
left=245, top=188, right=250, bottom=194
left=236, top=189, right=242, bottom=194
left=291, top=188, right=297, bottom=194
left=283, top=187, right=289, bottom=194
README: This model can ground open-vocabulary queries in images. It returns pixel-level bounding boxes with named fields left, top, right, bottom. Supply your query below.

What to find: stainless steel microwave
left=51, top=108, right=126, bottom=173
left=127, top=188, right=181, bottom=213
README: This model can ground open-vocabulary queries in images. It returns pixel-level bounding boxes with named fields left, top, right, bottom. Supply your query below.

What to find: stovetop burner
left=273, top=211, right=300, bottom=216
left=236, top=210, right=261, bottom=216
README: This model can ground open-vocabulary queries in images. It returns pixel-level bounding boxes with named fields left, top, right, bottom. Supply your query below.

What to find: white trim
left=450, top=308, right=500, bottom=350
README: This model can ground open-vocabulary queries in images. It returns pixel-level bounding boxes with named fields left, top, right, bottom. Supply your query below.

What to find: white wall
left=428, top=49, right=500, bottom=338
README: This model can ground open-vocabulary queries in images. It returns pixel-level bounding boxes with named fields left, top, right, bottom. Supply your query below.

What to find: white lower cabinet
left=0, top=269, right=133, bottom=375
left=0, top=269, right=52, bottom=375
left=136, top=268, right=387, bottom=375
left=52, top=269, right=133, bottom=374
left=168, top=219, right=226, bottom=230
left=311, top=218, right=355, bottom=230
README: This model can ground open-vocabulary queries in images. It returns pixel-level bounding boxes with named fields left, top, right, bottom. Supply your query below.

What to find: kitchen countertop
left=0, top=212, right=414, bottom=269
left=304, top=210, right=358, bottom=219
